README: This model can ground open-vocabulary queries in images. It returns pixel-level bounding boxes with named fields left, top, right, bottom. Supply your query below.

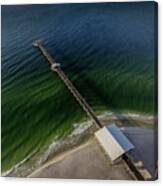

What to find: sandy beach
left=28, top=112, right=155, bottom=180
left=3, top=111, right=155, bottom=178
left=29, top=137, right=133, bottom=180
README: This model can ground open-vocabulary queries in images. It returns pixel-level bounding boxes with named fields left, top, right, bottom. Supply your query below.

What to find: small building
left=95, top=124, right=134, bottom=162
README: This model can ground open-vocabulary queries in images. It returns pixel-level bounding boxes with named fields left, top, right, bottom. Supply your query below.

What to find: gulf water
left=1, top=2, right=156, bottom=172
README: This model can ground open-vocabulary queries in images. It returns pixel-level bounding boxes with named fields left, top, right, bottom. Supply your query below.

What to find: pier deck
left=33, top=40, right=102, bottom=128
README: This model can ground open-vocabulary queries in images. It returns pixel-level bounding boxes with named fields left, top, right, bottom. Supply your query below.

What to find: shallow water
left=1, top=2, right=156, bottom=172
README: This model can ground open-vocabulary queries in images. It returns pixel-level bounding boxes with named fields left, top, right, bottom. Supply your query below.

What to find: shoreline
left=3, top=111, right=155, bottom=177
left=28, top=138, right=94, bottom=178
left=29, top=137, right=134, bottom=180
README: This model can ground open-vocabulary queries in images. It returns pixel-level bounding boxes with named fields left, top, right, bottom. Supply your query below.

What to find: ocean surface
left=1, top=2, right=156, bottom=173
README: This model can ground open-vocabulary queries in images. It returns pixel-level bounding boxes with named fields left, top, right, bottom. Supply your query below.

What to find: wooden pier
left=33, top=40, right=152, bottom=180
left=33, top=40, right=102, bottom=128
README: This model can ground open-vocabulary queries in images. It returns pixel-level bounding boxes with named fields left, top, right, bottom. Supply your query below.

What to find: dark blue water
left=1, top=2, right=157, bottom=172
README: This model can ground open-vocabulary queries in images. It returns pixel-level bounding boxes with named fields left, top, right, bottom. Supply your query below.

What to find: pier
left=33, top=40, right=153, bottom=180
left=33, top=40, right=102, bottom=128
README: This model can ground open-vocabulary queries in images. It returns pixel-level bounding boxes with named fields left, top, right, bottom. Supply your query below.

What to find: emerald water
left=1, top=2, right=156, bottom=173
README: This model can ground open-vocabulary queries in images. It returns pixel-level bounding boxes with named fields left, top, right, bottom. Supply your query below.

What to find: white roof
left=95, top=124, right=134, bottom=161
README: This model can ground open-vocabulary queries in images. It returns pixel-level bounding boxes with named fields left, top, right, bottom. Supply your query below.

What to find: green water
left=1, top=2, right=157, bottom=173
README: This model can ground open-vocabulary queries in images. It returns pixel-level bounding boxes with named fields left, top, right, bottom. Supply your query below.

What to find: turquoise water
left=1, top=2, right=156, bottom=172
